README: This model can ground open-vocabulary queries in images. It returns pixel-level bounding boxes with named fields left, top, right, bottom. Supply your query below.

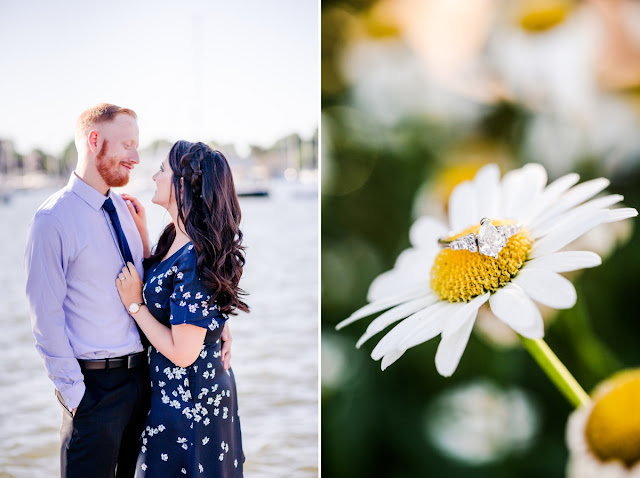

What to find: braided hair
left=144, top=140, right=248, bottom=315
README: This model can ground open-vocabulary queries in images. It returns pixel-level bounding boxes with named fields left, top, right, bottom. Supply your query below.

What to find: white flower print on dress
left=139, top=246, right=243, bottom=476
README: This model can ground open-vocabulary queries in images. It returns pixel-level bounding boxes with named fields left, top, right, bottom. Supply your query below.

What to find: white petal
left=367, top=247, right=433, bottom=301
left=604, top=207, right=638, bottom=223
left=530, top=209, right=609, bottom=259
left=356, top=295, right=438, bottom=348
left=401, top=293, right=488, bottom=350
left=501, top=163, right=547, bottom=219
left=531, top=177, right=609, bottom=229
left=409, top=216, right=448, bottom=248
left=473, top=164, right=501, bottom=219
left=489, top=283, right=544, bottom=338
left=449, top=181, right=478, bottom=231
left=529, top=194, right=624, bottom=239
left=370, top=302, right=450, bottom=360
left=336, top=286, right=425, bottom=329
left=513, top=269, right=577, bottom=309
left=521, top=172, right=580, bottom=224
left=525, top=251, right=601, bottom=272
left=434, top=309, right=477, bottom=377
left=380, top=348, right=406, bottom=370
left=579, top=194, right=624, bottom=210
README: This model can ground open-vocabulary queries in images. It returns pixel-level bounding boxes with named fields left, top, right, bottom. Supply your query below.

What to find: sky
left=0, top=0, right=318, bottom=157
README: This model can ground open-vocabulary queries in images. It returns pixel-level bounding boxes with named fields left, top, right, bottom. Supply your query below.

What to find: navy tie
left=103, top=198, right=134, bottom=265
left=103, top=197, right=150, bottom=347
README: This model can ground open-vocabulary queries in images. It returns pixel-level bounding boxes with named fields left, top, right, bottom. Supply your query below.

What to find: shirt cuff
left=59, top=381, right=86, bottom=410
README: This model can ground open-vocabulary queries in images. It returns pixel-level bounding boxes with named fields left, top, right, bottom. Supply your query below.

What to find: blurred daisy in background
left=424, top=380, right=539, bottom=465
left=567, top=369, right=640, bottom=477
left=338, top=162, right=637, bottom=376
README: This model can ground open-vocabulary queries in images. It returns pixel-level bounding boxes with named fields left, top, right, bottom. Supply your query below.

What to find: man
left=24, top=103, right=231, bottom=478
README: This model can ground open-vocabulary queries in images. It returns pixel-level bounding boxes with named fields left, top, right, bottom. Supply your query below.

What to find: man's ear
left=88, top=130, right=100, bottom=154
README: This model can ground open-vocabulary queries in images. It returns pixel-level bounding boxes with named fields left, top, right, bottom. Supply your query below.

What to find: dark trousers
left=55, top=363, right=150, bottom=478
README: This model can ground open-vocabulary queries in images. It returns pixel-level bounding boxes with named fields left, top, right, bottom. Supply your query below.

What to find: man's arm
left=24, top=213, right=85, bottom=411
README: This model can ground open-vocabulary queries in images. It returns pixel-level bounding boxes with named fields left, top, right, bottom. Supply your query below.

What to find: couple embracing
left=24, top=104, right=246, bottom=477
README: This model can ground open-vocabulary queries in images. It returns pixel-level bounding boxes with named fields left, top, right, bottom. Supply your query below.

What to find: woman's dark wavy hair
left=144, top=141, right=248, bottom=315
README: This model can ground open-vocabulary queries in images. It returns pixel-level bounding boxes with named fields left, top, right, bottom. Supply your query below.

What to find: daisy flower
left=337, top=163, right=637, bottom=376
left=567, top=369, right=640, bottom=477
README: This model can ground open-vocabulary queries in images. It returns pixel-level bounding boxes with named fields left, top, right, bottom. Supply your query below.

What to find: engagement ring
left=119, top=275, right=126, bottom=282
left=438, top=218, right=521, bottom=259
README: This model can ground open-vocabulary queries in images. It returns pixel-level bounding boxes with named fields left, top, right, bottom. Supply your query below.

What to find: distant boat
left=235, top=178, right=270, bottom=198
left=237, top=189, right=269, bottom=198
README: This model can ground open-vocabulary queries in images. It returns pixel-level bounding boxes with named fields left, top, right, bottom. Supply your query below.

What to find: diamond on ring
left=438, top=218, right=521, bottom=259
left=120, top=276, right=125, bottom=282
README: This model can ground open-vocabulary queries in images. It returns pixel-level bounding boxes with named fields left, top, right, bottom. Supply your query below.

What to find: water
left=0, top=178, right=318, bottom=478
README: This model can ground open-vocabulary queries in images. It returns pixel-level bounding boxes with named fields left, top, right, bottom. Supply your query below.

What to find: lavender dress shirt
left=24, top=173, right=145, bottom=410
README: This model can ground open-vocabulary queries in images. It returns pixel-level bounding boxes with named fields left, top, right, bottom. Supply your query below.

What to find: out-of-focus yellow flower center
left=517, top=0, right=574, bottom=32
left=430, top=220, right=532, bottom=303
left=586, top=370, right=640, bottom=467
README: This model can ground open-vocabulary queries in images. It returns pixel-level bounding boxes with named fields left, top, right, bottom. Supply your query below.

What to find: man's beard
left=96, top=140, right=130, bottom=188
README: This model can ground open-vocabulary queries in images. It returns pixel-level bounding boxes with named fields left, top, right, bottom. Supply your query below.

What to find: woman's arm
left=121, top=194, right=151, bottom=258
left=116, top=262, right=206, bottom=367
left=131, top=308, right=206, bottom=368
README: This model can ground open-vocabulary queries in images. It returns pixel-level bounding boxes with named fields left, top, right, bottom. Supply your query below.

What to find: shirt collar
left=68, top=172, right=112, bottom=211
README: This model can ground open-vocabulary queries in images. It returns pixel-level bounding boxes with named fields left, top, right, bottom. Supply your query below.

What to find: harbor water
left=0, top=177, right=318, bottom=478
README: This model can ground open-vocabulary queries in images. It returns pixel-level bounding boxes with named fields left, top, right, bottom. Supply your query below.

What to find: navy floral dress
left=137, top=242, right=244, bottom=477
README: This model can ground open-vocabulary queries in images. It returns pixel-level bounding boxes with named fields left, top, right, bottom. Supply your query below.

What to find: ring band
left=119, top=276, right=125, bottom=282
left=439, top=218, right=521, bottom=259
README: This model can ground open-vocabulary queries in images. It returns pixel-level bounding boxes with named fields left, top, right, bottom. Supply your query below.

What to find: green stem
left=518, top=335, right=591, bottom=409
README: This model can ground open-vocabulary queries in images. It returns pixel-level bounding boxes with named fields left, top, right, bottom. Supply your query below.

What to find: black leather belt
left=78, top=352, right=146, bottom=371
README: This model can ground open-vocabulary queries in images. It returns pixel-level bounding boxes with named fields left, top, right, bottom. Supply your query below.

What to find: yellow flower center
left=517, top=0, right=573, bottom=32
left=586, top=370, right=640, bottom=467
left=430, top=220, right=533, bottom=303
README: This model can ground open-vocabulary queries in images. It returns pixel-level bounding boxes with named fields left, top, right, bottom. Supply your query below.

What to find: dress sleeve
left=169, top=246, right=226, bottom=331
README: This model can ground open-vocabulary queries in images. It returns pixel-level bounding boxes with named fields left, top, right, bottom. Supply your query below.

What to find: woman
left=116, top=140, right=247, bottom=477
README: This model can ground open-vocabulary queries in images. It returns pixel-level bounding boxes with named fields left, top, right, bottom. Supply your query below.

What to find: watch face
left=129, top=303, right=140, bottom=314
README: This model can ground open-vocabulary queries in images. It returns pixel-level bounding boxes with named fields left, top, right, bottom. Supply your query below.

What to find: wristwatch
left=128, top=302, right=145, bottom=314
